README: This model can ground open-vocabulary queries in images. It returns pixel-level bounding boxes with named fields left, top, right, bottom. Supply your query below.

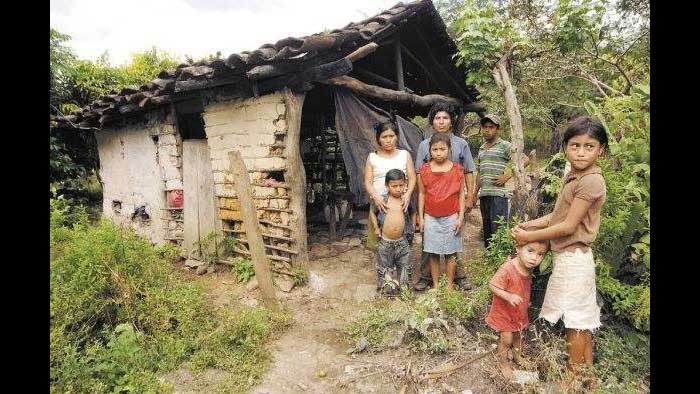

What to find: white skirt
left=539, top=248, right=601, bottom=330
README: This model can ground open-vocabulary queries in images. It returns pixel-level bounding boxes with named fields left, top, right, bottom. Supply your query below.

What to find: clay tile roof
left=51, top=0, right=473, bottom=130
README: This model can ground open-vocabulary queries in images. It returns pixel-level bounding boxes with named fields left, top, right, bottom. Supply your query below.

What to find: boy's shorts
left=539, top=248, right=601, bottom=331
left=376, top=236, right=411, bottom=290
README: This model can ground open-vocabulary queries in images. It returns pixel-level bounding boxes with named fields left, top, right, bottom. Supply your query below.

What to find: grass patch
left=50, top=200, right=290, bottom=393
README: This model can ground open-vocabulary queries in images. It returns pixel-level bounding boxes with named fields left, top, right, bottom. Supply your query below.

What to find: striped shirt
left=476, top=138, right=512, bottom=198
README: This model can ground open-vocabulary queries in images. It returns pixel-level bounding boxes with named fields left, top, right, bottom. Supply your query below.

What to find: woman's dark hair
left=373, top=120, right=399, bottom=144
left=429, top=132, right=452, bottom=149
left=562, top=116, right=609, bottom=149
left=427, top=102, right=457, bottom=128
left=385, top=168, right=407, bottom=184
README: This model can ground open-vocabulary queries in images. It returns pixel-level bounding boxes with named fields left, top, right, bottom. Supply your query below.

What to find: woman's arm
left=364, top=157, right=388, bottom=212
left=369, top=208, right=381, bottom=236
left=402, top=152, right=417, bottom=211
left=511, top=198, right=593, bottom=245
left=417, top=174, right=425, bottom=232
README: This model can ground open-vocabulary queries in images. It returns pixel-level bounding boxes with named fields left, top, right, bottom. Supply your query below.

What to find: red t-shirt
left=420, top=162, right=464, bottom=217
left=485, top=258, right=532, bottom=332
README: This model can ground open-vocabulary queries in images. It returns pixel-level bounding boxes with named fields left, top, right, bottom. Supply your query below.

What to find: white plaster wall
left=202, top=92, right=288, bottom=198
left=96, top=124, right=168, bottom=243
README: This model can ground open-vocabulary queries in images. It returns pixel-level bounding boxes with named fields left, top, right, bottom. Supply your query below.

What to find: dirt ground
left=165, top=208, right=517, bottom=394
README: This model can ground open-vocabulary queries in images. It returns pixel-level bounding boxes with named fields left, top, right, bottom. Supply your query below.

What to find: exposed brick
left=165, top=179, right=183, bottom=190
left=276, top=103, right=287, bottom=117
left=158, top=144, right=177, bottom=157
left=280, top=212, right=290, bottom=225
left=159, top=134, right=177, bottom=145
left=241, top=146, right=272, bottom=158
left=253, top=186, right=276, bottom=197
left=251, top=157, right=285, bottom=171
left=219, top=198, right=240, bottom=210
left=215, top=184, right=236, bottom=197
left=163, top=166, right=181, bottom=180
left=273, top=117, right=287, bottom=131
left=219, top=208, right=242, bottom=221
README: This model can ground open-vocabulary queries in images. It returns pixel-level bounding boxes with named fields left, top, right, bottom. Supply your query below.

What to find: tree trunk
left=228, top=150, right=279, bottom=312
left=492, top=51, right=531, bottom=219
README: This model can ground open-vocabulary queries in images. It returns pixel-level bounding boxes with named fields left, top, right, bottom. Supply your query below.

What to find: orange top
left=485, top=258, right=532, bottom=332
left=419, top=162, right=464, bottom=217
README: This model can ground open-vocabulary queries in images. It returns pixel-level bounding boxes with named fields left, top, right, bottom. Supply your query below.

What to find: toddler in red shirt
left=486, top=240, right=549, bottom=380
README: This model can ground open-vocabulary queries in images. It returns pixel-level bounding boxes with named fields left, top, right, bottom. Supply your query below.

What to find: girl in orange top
left=417, top=133, right=465, bottom=290
left=486, top=240, right=548, bottom=380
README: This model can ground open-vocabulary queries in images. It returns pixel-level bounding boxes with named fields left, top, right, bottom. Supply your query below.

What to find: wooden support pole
left=394, top=38, right=405, bottom=91
left=281, top=88, right=310, bottom=276
left=228, top=150, right=279, bottom=311
left=329, top=198, right=337, bottom=241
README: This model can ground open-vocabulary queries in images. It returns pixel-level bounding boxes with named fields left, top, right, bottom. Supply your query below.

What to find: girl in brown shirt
left=511, top=117, right=608, bottom=388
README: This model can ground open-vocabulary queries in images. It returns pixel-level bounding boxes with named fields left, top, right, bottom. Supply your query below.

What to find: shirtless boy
left=369, top=169, right=416, bottom=295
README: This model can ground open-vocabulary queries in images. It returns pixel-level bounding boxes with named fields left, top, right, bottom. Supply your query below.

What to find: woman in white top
left=364, top=120, right=416, bottom=212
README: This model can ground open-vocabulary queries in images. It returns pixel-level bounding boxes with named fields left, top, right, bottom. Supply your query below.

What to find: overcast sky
left=50, top=0, right=401, bottom=66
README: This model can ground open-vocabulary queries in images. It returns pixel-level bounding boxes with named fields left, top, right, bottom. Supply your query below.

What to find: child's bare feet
left=512, top=349, right=523, bottom=366
left=498, top=361, right=514, bottom=380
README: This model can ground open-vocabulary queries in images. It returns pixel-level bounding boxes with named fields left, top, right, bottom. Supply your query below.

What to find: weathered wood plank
left=228, top=150, right=279, bottom=311
left=280, top=89, right=309, bottom=275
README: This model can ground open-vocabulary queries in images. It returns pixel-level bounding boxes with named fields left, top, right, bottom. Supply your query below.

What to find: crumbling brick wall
left=95, top=110, right=183, bottom=243
left=202, top=92, right=296, bottom=264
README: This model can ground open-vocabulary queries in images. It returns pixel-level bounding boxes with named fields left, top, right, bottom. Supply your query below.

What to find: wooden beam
left=401, top=44, right=443, bottom=93
left=346, top=42, right=379, bottom=62
left=353, top=67, right=414, bottom=93
left=222, top=228, right=296, bottom=242
left=321, top=75, right=485, bottom=112
left=228, top=150, right=279, bottom=311
left=231, top=238, right=299, bottom=255
left=394, top=38, right=405, bottom=91
left=281, top=88, right=310, bottom=276
left=412, top=29, right=473, bottom=102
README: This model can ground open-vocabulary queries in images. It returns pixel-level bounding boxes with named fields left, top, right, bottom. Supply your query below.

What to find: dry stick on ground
left=421, top=351, right=491, bottom=380
left=338, top=370, right=384, bottom=388
left=228, top=150, right=279, bottom=312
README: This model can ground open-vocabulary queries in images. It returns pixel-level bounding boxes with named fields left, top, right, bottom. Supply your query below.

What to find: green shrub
left=229, top=257, right=255, bottom=283
left=50, top=201, right=288, bottom=393
left=345, top=300, right=408, bottom=350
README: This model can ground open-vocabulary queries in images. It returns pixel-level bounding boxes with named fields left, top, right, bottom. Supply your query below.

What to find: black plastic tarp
left=333, top=87, right=424, bottom=205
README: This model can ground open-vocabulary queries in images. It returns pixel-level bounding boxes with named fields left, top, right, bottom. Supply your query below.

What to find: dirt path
left=163, top=208, right=504, bottom=393
left=249, top=209, right=501, bottom=394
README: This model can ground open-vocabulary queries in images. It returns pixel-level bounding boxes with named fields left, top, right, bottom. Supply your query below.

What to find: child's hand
left=464, top=195, right=474, bottom=213
left=416, top=217, right=423, bottom=233
left=506, top=293, right=524, bottom=307
left=454, top=214, right=464, bottom=234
